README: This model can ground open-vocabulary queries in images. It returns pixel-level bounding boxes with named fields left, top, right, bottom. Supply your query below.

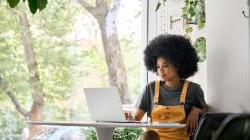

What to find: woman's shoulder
left=146, top=80, right=157, bottom=87
left=146, top=80, right=165, bottom=87
left=187, top=81, right=201, bottom=89
left=146, top=80, right=202, bottom=92
left=186, top=80, right=203, bottom=94
left=144, top=80, right=164, bottom=91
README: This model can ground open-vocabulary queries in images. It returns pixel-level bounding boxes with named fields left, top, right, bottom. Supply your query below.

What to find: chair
left=192, top=113, right=230, bottom=140
left=211, top=113, right=250, bottom=140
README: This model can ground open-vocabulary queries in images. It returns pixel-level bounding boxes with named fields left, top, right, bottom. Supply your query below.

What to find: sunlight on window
left=0, top=0, right=142, bottom=139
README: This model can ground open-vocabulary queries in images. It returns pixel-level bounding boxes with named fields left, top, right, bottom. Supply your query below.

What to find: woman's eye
left=163, top=64, right=168, bottom=67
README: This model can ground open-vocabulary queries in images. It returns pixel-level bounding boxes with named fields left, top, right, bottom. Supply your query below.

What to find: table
left=27, top=121, right=186, bottom=140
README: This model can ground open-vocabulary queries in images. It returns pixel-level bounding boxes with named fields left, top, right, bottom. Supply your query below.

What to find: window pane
left=0, top=0, right=142, bottom=138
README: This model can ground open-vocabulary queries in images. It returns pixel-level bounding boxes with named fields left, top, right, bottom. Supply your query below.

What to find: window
left=0, top=0, right=143, bottom=138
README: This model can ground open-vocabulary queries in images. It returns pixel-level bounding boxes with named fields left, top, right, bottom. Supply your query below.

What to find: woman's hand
left=125, top=109, right=145, bottom=121
left=186, top=106, right=203, bottom=136
left=125, top=112, right=133, bottom=120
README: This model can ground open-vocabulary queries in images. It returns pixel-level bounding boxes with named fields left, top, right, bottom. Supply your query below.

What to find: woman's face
left=156, top=57, right=179, bottom=81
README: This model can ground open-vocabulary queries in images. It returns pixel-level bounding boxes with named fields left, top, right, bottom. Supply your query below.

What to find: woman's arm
left=125, top=109, right=146, bottom=121
left=186, top=85, right=208, bottom=135
left=186, top=106, right=208, bottom=135
left=134, top=109, right=146, bottom=121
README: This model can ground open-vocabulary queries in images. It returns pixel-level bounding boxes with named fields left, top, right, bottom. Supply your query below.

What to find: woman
left=134, top=34, right=208, bottom=140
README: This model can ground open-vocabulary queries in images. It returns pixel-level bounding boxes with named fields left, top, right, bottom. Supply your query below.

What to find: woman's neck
left=164, top=78, right=182, bottom=90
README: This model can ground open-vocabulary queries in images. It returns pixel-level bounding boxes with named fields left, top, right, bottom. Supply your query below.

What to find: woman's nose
left=159, top=66, right=164, bottom=72
left=158, top=67, right=163, bottom=74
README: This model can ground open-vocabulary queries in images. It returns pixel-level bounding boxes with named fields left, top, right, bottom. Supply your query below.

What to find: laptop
left=83, top=87, right=141, bottom=123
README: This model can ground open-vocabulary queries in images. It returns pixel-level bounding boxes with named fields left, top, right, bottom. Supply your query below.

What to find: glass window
left=0, top=0, right=142, bottom=138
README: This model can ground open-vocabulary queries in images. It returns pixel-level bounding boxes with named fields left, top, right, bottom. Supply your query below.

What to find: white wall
left=206, top=0, right=250, bottom=112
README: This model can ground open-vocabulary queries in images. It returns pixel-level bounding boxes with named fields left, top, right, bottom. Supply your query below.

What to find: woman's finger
left=191, top=118, right=196, bottom=135
left=186, top=117, right=191, bottom=134
left=191, top=112, right=199, bottom=135
left=189, top=116, right=195, bottom=136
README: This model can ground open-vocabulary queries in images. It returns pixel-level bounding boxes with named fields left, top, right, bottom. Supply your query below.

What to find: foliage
left=6, top=0, right=48, bottom=14
left=0, top=0, right=82, bottom=128
left=0, top=1, right=30, bottom=106
left=1, top=0, right=142, bottom=137
left=0, top=109, right=24, bottom=140
left=155, top=0, right=206, bottom=61
left=182, top=0, right=205, bottom=28
left=82, top=127, right=144, bottom=140
left=113, top=128, right=144, bottom=140
left=194, top=37, right=206, bottom=62
left=182, top=0, right=206, bottom=60
left=82, top=128, right=97, bottom=140
left=156, top=0, right=205, bottom=34
left=182, top=0, right=205, bottom=36
left=79, top=47, right=109, bottom=87
left=155, top=0, right=167, bottom=11
left=119, top=36, right=141, bottom=99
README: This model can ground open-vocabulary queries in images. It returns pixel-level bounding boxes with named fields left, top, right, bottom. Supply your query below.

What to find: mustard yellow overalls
left=148, top=80, right=190, bottom=140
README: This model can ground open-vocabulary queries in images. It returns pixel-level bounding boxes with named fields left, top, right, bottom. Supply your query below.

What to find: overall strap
left=153, top=80, right=160, bottom=104
left=179, top=81, right=189, bottom=104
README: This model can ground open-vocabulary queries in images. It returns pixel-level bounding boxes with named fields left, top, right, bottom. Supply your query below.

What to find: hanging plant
left=156, top=0, right=205, bottom=34
left=155, top=0, right=206, bottom=61
left=6, top=0, right=48, bottom=14
left=182, top=0, right=205, bottom=30
left=194, top=37, right=206, bottom=62
left=155, top=0, right=167, bottom=11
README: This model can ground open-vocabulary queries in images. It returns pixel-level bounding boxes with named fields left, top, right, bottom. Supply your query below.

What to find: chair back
left=193, top=113, right=229, bottom=140
left=211, top=113, right=250, bottom=140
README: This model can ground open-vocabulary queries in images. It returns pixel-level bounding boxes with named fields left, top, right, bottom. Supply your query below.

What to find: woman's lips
left=160, top=74, right=167, bottom=78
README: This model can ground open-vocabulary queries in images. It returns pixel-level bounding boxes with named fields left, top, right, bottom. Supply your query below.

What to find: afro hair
left=144, top=34, right=199, bottom=79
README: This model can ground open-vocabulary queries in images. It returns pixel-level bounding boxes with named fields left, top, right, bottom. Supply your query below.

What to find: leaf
left=37, top=0, right=47, bottom=11
left=188, top=7, right=195, bottom=17
left=185, top=26, right=193, bottom=34
left=7, top=0, right=20, bottom=8
left=194, top=0, right=198, bottom=5
left=155, top=1, right=161, bottom=11
left=195, top=37, right=206, bottom=62
left=155, top=0, right=168, bottom=11
left=197, top=22, right=205, bottom=29
left=181, top=14, right=188, bottom=19
left=28, top=0, right=38, bottom=14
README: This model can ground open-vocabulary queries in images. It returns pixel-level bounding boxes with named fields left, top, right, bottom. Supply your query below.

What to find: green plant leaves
left=37, top=0, right=47, bottom=11
left=7, top=0, right=20, bottom=8
left=197, top=21, right=205, bottom=29
left=194, top=37, right=206, bottom=62
left=6, top=0, right=48, bottom=14
left=181, top=0, right=206, bottom=36
left=28, top=0, right=47, bottom=14
left=28, top=0, right=37, bottom=14
left=82, top=128, right=143, bottom=140
left=155, top=2, right=161, bottom=11
left=188, top=7, right=195, bottom=17
left=155, top=0, right=167, bottom=11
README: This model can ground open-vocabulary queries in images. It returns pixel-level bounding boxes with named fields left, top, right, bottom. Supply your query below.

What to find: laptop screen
left=84, top=87, right=126, bottom=122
